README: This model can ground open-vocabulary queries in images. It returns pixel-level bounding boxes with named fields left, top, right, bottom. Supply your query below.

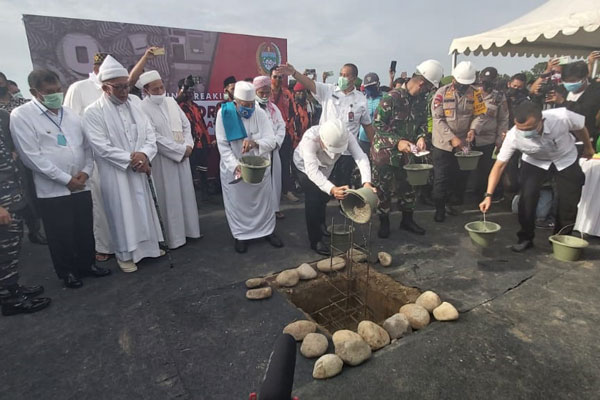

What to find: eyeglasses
left=106, top=83, right=130, bottom=91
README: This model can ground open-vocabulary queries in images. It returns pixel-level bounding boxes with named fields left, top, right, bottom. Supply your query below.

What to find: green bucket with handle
left=239, top=156, right=270, bottom=184
left=340, top=187, right=379, bottom=224
left=403, top=163, right=433, bottom=186
left=549, top=226, right=589, bottom=261
left=455, top=151, right=483, bottom=171
left=464, top=217, right=501, bottom=248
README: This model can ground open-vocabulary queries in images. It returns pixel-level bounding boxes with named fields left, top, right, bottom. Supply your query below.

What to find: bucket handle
left=554, top=223, right=583, bottom=239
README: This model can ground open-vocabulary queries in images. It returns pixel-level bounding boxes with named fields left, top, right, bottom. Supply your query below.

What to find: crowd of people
left=0, top=47, right=598, bottom=316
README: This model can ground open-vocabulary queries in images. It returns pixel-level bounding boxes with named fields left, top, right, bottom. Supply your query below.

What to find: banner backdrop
left=22, top=14, right=287, bottom=134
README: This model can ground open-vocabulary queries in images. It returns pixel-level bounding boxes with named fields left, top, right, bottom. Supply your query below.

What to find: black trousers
left=503, top=151, right=522, bottom=194
left=330, top=155, right=356, bottom=187
left=279, top=134, right=294, bottom=194
left=296, top=168, right=331, bottom=246
left=38, top=191, right=95, bottom=279
left=517, top=160, right=585, bottom=242
left=473, top=143, right=496, bottom=199
left=432, top=147, right=470, bottom=207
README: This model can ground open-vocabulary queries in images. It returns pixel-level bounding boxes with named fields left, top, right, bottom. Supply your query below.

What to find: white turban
left=135, top=70, right=162, bottom=89
left=97, top=55, right=128, bottom=82
left=233, top=81, right=255, bottom=102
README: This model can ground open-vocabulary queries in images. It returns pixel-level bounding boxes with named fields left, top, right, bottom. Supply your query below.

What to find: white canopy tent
left=449, top=0, right=600, bottom=69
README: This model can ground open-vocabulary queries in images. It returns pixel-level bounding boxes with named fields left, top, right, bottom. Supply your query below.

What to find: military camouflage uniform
left=371, top=87, right=428, bottom=214
left=0, top=110, right=25, bottom=289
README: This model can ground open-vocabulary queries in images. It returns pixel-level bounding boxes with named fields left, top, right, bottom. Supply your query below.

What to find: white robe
left=216, top=106, right=277, bottom=240
left=140, top=96, right=200, bottom=249
left=257, top=101, right=286, bottom=212
left=64, top=74, right=113, bottom=254
left=82, top=94, right=163, bottom=263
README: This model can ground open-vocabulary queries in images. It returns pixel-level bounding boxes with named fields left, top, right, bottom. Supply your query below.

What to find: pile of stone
left=245, top=262, right=321, bottom=300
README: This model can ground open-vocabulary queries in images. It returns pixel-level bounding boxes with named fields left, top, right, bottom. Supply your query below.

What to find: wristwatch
left=484, top=192, right=493, bottom=198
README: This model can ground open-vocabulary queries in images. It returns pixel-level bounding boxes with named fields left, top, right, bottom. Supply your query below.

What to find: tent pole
left=451, top=51, right=458, bottom=71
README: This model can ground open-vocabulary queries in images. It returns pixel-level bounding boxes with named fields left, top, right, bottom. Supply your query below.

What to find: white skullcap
left=233, top=81, right=255, bottom=102
left=98, top=55, right=129, bottom=82
left=135, top=70, right=162, bottom=89
left=319, top=119, right=348, bottom=154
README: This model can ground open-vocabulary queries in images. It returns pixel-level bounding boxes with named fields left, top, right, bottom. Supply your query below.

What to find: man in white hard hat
left=431, top=61, right=486, bottom=222
left=137, top=70, right=201, bottom=249
left=372, top=60, right=443, bottom=238
left=293, top=119, right=374, bottom=255
left=82, top=55, right=164, bottom=273
left=215, top=80, right=283, bottom=254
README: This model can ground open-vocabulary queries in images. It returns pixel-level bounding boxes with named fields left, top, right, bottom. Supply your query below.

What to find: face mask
left=40, top=92, right=64, bottom=109
left=338, top=76, right=350, bottom=91
left=224, top=92, right=230, bottom=101
left=482, top=81, right=494, bottom=92
left=107, top=93, right=126, bottom=105
left=295, top=94, right=306, bottom=105
left=563, top=80, right=584, bottom=93
left=150, top=93, right=165, bottom=105
left=455, top=83, right=469, bottom=94
left=238, top=105, right=255, bottom=119
left=255, top=95, right=268, bottom=105
left=365, top=86, right=379, bottom=98
left=0, top=86, right=8, bottom=96
left=517, top=128, right=538, bottom=139
left=12, top=91, right=24, bottom=99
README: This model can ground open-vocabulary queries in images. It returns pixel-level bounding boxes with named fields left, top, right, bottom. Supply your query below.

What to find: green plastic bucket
left=403, top=164, right=433, bottom=186
left=340, top=187, right=379, bottom=224
left=548, top=235, right=589, bottom=261
left=239, top=156, right=270, bottom=184
left=455, top=151, right=483, bottom=171
left=327, top=224, right=355, bottom=252
left=464, top=221, right=501, bottom=247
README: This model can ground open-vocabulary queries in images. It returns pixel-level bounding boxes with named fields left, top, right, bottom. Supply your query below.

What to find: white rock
left=378, top=252, right=392, bottom=267
left=382, top=313, right=411, bottom=340
left=245, top=287, right=272, bottom=300
left=357, top=321, right=390, bottom=350
left=335, top=338, right=372, bottom=366
left=312, top=354, right=343, bottom=379
left=399, top=304, right=430, bottom=330
left=316, top=256, right=346, bottom=272
left=276, top=269, right=300, bottom=287
left=433, top=302, right=459, bottom=321
left=283, top=320, right=317, bottom=341
left=332, top=329, right=362, bottom=347
left=245, top=278, right=265, bottom=289
left=416, top=291, right=442, bottom=313
left=301, top=333, right=329, bottom=358
left=350, top=249, right=368, bottom=263
left=296, top=263, right=318, bottom=280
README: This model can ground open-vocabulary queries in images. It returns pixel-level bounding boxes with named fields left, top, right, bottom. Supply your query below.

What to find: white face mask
left=150, top=93, right=165, bottom=105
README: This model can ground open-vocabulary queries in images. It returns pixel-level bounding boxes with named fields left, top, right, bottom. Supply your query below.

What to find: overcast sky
left=1, top=0, right=549, bottom=91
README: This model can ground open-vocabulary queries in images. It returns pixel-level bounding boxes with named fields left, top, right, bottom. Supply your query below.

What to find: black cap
left=223, top=76, right=236, bottom=88
left=480, top=67, right=498, bottom=82
left=363, top=72, right=379, bottom=87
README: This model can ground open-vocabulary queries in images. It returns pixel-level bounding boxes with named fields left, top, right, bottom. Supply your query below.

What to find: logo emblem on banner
left=256, top=42, right=281, bottom=75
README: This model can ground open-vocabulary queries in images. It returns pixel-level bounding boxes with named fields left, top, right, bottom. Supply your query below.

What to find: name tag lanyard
left=35, top=103, right=67, bottom=146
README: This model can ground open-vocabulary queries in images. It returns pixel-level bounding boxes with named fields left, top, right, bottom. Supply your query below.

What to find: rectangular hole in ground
left=274, top=263, right=421, bottom=335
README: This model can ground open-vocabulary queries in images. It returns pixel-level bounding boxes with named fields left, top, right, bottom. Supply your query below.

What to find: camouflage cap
left=93, top=52, right=109, bottom=65
left=480, top=67, right=498, bottom=82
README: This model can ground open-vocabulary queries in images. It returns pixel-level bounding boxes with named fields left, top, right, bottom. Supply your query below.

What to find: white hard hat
left=453, top=61, right=476, bottom=85
left=319, top=119, right=348, bottom=154
left=416, top=59, right=444, bottom=88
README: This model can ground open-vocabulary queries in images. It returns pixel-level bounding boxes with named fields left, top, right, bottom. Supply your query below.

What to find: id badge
left=348, top=111, right=354, bottom=122
left=57, top=133, right=67, bottom=146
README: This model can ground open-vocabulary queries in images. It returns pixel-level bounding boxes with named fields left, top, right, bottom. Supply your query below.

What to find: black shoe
left=2, top=295, right=51, bottom=316
left=0, top=284, right=44, bottom=301
left=311, top=241, right=330, bottom=256
left=400, top=212, right=426, bottom=235
left=63, top=273, right=83, bottom=289
left=28, top=231, right=47, bottom=245
left=378, top=214, right=390, bottom=238
left=445, top=205, right=460, bottom=216
left=265, top=233, right=284, bottom=248
left=320, top=223, right=330, bottom=237
left=234, top=239, right=248, bottom=254
left=84, top=264, right=112, bottom=278
left=434, top=207, right=445, bottom=222
left=511, top=240, right=533, bottom=252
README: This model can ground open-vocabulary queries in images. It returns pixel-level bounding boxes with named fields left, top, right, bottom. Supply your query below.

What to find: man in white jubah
left=63, top=52, right=114, bottom=263
left=136, top=70, right=201, bottom=249
left=253, top=75, right=286, bottom=219
left=82, top=55, right=163, bottom=273
left=216, top=81, right=283, bottom=254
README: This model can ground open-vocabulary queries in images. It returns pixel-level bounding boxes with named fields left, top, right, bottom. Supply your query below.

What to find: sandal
left=95, top=253, right=111, bottom=262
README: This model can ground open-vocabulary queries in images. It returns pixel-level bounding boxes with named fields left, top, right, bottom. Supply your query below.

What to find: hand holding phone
left=390, top=60, right=397, bottom=73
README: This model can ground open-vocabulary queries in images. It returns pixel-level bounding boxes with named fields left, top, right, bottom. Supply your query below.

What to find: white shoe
left=117, top=259, right=138, bottom=273
left=284, top=192, right=299, bottom=202
left=159, top=249, right=166, bottom=256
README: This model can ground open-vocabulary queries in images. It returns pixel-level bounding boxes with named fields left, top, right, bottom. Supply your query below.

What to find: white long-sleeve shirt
left=293, top=125, right=371, bottom=194
left=10, top=98, right=93, bottom=198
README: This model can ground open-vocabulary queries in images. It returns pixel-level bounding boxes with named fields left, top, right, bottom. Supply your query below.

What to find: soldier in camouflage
left=371, top=60, right=444, bottom=238
left=0, top=110, right=51, bottom=316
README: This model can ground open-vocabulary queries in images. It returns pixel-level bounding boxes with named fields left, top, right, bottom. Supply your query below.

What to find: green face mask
left=41, top=92, right=64, bottom=109
left=338, top=76, right=351, bottom=91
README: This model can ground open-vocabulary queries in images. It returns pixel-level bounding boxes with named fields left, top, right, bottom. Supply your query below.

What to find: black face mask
left=455, top=83, right=469, bottom=95
left=0, top=86, right=8, bottom=96
left=507, top=87, right=528, bottom=99
left=482, top=81, right=495, bottom=92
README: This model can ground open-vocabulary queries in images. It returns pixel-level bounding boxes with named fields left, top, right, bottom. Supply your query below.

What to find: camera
left=183, top=75, right=195, bottom=90
left=537, top=77, right=559, bottom=97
